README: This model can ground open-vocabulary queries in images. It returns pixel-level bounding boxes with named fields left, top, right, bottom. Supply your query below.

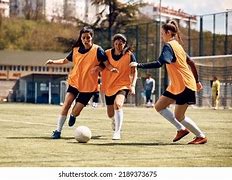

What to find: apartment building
left=9, top=0, right=106, bottom=24
left=0, top=0, right=9, bottom=17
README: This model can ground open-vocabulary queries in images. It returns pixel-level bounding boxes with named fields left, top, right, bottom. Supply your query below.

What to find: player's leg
left=107, top=104, right=115, bottom=130
left=105, top=95, right=116, bottom=131
left=155, top=95, right=188, bottom=142
left=175, top=105, right=207, bottom=144
left=112, top=90, right=127, bottom=140
left=68, top=92, right=93, bottom=127
left=52, top=92, right=76, bottom=139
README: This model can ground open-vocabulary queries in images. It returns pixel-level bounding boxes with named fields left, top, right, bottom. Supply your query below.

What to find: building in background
left=139, top=2, right=197, bottom=28
left=9, top=0, right=107, bottom=24
left=0, top=50, right=71, bottom=104
left=0, top=0, right=10, bottom=17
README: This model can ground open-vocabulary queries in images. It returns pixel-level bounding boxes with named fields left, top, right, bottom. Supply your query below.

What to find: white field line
left=0, top=119, right=55, bottom=127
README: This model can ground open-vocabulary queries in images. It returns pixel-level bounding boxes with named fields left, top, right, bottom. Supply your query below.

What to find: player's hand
left=129, top=62, right=138, bottom=67
left=110, top=67, right=119, bottom=73
left=45, top=59, right=53, bottom=65
left=196, top=82, right=203, bottom=91
left=130, top=85, right=136, bottom=95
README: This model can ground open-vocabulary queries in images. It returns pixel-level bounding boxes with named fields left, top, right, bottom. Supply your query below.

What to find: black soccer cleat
left=68, top=115, right=76, bottom=127
left=51, top=130, right=61, bottom=139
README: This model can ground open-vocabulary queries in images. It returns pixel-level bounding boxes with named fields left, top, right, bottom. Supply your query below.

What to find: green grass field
left=0, top=103, right=231, bottom=167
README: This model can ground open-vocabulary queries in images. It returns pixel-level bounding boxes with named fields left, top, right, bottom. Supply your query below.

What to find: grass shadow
left=90, top=142, right=185, bottom=146
left=6, top=136, right=74, bottom=140
left=6, top=135, right=103, bottom=141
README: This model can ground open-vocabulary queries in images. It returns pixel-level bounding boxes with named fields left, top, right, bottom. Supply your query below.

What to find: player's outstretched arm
left=45, top=58, right=69, bottom=65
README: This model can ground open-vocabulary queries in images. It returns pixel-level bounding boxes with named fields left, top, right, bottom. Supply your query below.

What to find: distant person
left=45, top=27, right=114, bottom=139
left=211, top=76, right=220, bottom=110
left=133, top=20, right=207, bottom=144
left=144, top=73, right=155, bottom=107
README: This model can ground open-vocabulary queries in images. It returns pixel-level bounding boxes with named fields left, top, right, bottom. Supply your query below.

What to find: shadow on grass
left=89, top=142, right=185, bottom=146
left=6, top=135, right=103, bottom=140
left=6, top=136, right=185, bottom=146
left=6, top=136, right=74, bottom=140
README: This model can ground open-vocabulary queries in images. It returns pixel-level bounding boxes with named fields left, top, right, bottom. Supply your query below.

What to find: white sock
left=159, top=109, right=186, bottom=131
left=56, top=115, right=66, bottom=132
left=181, top=117, right=205, bottom=138
left=114, top=109, right=123, bottom=133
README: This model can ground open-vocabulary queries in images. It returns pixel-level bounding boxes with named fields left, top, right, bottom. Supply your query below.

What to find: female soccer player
left=101, top=33, right=138, bottom=140
left=46, top=27, right=114, bottom=139
left=133, top=20, right=207, bottom=144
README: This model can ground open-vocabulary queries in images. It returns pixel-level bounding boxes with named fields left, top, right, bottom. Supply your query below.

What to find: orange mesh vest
left=67, top=44, right=99, bottom=92
left=101, top=49, right=131, bottom=96
left=166, top=40, right=196, bottom=94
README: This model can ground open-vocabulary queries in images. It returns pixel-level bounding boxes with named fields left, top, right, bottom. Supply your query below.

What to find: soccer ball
left=74, top=126, right=92, bottom=143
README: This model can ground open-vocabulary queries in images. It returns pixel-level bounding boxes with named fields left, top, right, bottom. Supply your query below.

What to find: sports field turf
left=0, top=103, right=231, bottom=167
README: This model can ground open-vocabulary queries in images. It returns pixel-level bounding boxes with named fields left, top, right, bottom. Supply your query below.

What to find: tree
left=91, top=0, right=143, bottom=29
left=91, top=0, right=144, bottom=46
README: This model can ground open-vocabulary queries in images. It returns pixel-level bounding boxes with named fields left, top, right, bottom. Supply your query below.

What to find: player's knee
left=114, top=102, right=123, bottom=109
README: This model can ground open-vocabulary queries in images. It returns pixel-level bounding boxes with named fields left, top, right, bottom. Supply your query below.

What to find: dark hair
left=73, top=26, right=94, bottom=48
left=112, top=33, right=132, bottom=54
left=112, top=33, right=127, bottom=43
left=162, top=20, right=183, bottom=44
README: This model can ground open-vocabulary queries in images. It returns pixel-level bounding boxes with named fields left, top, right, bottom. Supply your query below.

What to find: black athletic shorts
left=163, top=87, right=196, bottom=105
left=105, top=89, right=129, bottom=105
left=67, top=85, right=94, bottom=106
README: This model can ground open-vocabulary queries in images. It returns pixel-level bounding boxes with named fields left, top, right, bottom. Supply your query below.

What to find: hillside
left=0, top=18, right=78, bottom=52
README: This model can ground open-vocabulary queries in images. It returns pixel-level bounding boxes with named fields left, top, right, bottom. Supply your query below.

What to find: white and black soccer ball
left=74, top=126, right=92, bottom=143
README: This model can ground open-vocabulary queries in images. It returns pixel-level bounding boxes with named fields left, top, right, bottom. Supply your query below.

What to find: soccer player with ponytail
left=133, top=20, right=207, bottom=144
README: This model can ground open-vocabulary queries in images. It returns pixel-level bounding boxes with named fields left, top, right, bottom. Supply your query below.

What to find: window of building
left=40, top=83, right=48, bottom=91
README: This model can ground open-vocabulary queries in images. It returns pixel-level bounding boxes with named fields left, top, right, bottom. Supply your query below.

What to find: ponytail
left=162, top=20, right=183, bottom=44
